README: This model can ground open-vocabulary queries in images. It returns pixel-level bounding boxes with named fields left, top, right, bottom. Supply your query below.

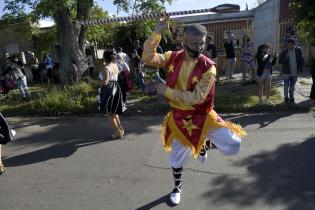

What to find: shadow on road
left=135, top=194, right=175, bottom=209
left=3, top=138, right=103, bottom=166
left=202, top=136, right=315, bottom=210
left=3, top=115, right=163, bottom=166
left=223, top=112, right=296, bottom=129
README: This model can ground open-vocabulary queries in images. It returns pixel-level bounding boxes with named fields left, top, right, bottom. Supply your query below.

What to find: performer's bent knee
left=208, top=127, right=242, bottom=156
left=219, top=141, right=241, bottom=155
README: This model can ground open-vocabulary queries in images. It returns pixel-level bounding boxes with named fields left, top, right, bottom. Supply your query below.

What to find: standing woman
left=241, top=34, right=256, bottom=85
left=256, top=43, right=277, bottom=105
left=99, top=50, right=124, bottom=139
left=310, top=42, right=315, bottom=107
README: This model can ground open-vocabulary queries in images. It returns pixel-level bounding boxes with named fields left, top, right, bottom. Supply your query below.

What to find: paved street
left=1, top=68, right=314, bottom=210
left=0, top=110, right=315, bottom=210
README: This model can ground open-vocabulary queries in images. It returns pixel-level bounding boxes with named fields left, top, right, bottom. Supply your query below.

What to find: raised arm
left=142, top=17, right=172, bottom=69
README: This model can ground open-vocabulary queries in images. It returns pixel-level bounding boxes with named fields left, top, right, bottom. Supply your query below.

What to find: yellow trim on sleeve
left=209, top=65, right=217, bottom=77
left=164, top=87, right=173, bottom=100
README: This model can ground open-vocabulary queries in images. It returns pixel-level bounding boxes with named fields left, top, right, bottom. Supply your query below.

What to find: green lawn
left=0, top=80, right=306, bottom=117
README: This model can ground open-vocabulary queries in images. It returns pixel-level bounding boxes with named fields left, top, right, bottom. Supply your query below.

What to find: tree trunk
left=54, top=8, right=87, bottom=85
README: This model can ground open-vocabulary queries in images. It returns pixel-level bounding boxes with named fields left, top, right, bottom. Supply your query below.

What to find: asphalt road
left=1, top=112, right=315, bottom=210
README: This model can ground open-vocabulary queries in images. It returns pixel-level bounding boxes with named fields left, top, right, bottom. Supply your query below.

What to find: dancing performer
left=142, top=17, right=246, bottom=205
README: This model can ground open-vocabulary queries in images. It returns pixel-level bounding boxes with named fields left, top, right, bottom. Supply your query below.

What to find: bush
left=0, top=82, right=99, bottom=116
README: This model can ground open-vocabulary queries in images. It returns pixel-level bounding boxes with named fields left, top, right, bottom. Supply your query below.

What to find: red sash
left=163, top=51, right=216, bottom=153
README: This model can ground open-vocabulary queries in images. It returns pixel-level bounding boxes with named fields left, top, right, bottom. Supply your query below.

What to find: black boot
left=170, top=167, right=182, bottom=205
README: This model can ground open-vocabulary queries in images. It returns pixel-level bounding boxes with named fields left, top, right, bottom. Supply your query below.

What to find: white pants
left=16, top=76, right=30, bottom=98
left=169, top=127, right=241, bottom=168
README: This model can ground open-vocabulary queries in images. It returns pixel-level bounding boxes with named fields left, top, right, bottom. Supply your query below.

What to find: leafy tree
left=114, top=0, right=172, bottom=14
left=3, top=0, right=174, bottom=85
left=290, top=0, right=315, bottom=42
left=109, top=18, right=183, bottom=55
left=85, top=6, right=117, bottom=46
left=0, top=13, right=35, bottom=39
left=3, top=0, right=94, bottom=84
left=32, top=27, right=58, bottom=58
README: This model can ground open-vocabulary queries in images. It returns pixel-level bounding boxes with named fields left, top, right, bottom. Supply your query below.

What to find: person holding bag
left=99, top=50, right=125, bottom=139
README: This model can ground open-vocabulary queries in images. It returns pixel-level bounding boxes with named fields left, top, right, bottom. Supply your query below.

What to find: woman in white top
left=99, top=50, right=124, bottom=139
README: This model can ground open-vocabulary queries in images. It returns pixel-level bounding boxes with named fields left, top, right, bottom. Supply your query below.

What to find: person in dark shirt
left=30, top=54, right=40, bottom=83
left=224, top=34, right=236, bottom=79
left=204, top=36, right=219, bottom=83
left=133, top=40, right=143, bottom=73
left=279, top=38, right=304, bottom=104
left=205, top=36, right=218, bottom=63
left=133, top=40, right=145, bottom=90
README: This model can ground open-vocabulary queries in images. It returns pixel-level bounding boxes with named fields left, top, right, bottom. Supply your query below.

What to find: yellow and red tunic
left=142, top=32, right=246, bottom=157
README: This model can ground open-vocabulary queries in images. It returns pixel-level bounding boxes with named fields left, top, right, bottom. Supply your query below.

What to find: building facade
left=174, top=0, right=308, bottom=71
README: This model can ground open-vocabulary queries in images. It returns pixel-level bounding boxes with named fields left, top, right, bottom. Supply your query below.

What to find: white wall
left=253, top=0, right=280, bottom=52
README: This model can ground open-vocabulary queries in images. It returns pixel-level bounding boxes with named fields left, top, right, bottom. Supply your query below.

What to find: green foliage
left=0, top=79, right=307, bottom=116
left=290, top=0, right=315, bottom=42
left=0, top=12, right=29, bottom=26
left=3, top=0, right=177, bottom=54
left=31, top=83, right=97, bottom=115
left=85, top=6, right=118, bottom=45
left=114, top=0, right=174, bottom=14
left=109, top=18, right=183, bottom=53
left=0, top=12, right=36, bottom=40
left=32, top=27, right=58, bottom=58
left=0, top=82, right=98, bottom=116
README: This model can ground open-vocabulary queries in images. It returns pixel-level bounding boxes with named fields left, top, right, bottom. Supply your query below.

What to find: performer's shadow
left=135, top=194, right=176, bottom=209
left=3, top=139, right=103, bottom=166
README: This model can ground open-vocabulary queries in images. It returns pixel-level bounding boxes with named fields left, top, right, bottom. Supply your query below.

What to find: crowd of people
left=202, top=32, right=311, bottom=107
